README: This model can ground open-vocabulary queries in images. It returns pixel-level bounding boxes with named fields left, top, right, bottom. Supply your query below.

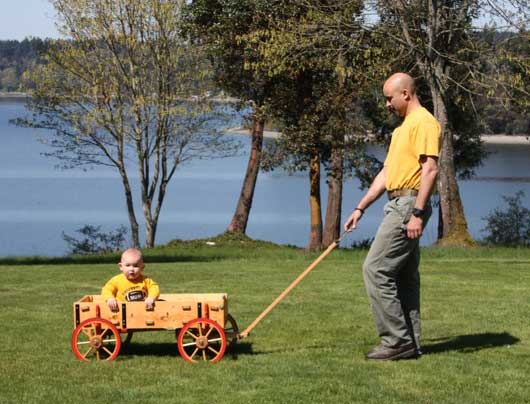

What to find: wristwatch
left=412, top=208, right=425, bottom=218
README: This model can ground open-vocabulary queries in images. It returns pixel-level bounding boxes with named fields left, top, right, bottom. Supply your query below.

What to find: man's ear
left=403, top=89, right=411, bottom=101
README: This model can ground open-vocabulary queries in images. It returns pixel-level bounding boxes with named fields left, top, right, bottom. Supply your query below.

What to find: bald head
left=121, top=248, right=143, bottom=262
left=383, top=72, right=420, bottom=117
left=384, top=73, right=416, bottom=95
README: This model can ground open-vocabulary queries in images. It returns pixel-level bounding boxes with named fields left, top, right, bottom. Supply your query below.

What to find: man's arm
left=407, top=155, right=439, bottom=239
left=344, top=166, right=388, bottom=232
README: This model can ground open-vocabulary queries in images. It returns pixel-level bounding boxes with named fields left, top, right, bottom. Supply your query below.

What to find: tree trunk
left=323, top=52, right=346, bottom=248
left=227, top=115, right=264, bottom=234
left=145, top=179, right=169, bottom=249
left=431, top=87, right=475, bottom=246
left=141, top=198, right=159, bottom=249
left=307, top=151, right=323, bottom=250
left=145, top=218, right=157, bottom=248
left=322, top=144, right=343, bottom=247
left=118, top=167, right=141, bottom=248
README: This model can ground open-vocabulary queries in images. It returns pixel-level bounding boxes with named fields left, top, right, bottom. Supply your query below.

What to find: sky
left=0, top=0, right=59, bottom=40
left=0, top=0, right=522, bottom=41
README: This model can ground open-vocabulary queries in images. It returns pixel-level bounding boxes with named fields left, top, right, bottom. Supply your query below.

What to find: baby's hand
left=106, top=298, right=119, bottom=312
left=145, top=297, right=155, bottom=311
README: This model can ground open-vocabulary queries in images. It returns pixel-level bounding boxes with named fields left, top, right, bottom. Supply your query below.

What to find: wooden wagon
left=71, top=234, right=345, bottom=363
left=72, top=293, right=238, bottom=362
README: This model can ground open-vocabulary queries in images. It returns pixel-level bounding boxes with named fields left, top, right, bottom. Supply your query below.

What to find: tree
left=0, top=67, right=18, bottom=91
left=482, top=191, right=530, bottom=246
left=184, top=0, right=279, bottom=236
left=373, top=0, right=530, bottom=245
left=487, top=27, right=530, bottom=129
left=242, top=0, right=383, bottom=249
left=17, top=0, right=236, bottom=248
left=370, top=0, right=479, bottom=245
left=260, top=71, right=379, bottom=249
left=0, top=38, right=46, bottom=92
left=63, top=224, right=128, bottom=255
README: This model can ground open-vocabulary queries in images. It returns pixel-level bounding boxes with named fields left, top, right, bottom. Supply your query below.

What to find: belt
left=387, top=189, right=418, bottom=200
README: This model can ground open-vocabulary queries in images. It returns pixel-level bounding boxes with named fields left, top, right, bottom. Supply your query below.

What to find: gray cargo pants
left=362, top=196, right=431, bottom=349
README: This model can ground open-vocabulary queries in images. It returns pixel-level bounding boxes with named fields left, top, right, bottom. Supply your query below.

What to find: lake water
left=1, top=100, right=529, bottom=257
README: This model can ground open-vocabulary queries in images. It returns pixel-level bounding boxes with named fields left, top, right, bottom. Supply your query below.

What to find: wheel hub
left=196, top=336, right=208, bottom=349
left=90, top=337, right=102, bottom=349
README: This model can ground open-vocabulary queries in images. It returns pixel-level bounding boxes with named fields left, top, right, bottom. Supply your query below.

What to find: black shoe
left=365, top=342, right=418, bottom=361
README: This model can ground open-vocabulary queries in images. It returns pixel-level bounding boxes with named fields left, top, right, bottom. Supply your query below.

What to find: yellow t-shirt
left=101, top=273, right=160, bottom=302
left=384, top=107, right=441, bottom=191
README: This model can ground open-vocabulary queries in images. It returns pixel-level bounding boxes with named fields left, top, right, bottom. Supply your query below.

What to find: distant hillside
left=0, top=38, right=528, bottom=135
left=0, top=38, right=48, bottom=93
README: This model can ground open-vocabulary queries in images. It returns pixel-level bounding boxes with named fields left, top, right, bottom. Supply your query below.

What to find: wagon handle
left=238, top=231, right=349, bottom=339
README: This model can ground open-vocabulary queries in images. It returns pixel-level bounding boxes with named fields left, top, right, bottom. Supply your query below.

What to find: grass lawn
left=1, top=237, right=529, bottom=404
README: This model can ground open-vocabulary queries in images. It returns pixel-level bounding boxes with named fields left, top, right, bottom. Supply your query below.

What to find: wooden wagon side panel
left=158, top=294, right=228, bottom=328
left=73, top=295, right=96, bottom=327
left=124, top=300, right=200, bottom=329
left=73, top=293, right=228, bottom=331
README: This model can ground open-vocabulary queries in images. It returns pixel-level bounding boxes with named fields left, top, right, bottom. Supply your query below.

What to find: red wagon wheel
left=177, top=318, right=226, bottom=363
left=225, top=314, right=239, bottom=349
left=72, top=318, right=121, bottom=361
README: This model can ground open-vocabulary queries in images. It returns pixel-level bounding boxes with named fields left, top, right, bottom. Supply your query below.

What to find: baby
left=102, top=248, right=160, bottom=311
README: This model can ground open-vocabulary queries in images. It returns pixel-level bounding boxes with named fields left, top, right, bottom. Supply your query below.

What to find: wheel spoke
left=189, top=347, right=199, bottom=361
left=100, top=328, right=110, bottom=339
left=181, top=341, right=197, bottom=348
left=205, top=327, right=215, bottom=338
left=96, top=350, right=100, bottom=361
left=76, top=341, right=91, bottom=346
left=207, top=337, right=222, bottom=343
left=208, top=346, right=219, bottom=355
left=185, top=329, right=198, bottom=340
left=103, top=338, right=117, bottom=344
left=82, top=347, right=93, bottom=359
left=81, top=328, right=94, bottom=338
left=202, top=349, right=206, bottom=361
left=102, top=346, right=113, bottom=356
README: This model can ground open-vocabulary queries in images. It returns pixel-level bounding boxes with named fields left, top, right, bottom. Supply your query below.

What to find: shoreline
left=1, top=95, right=527, bottom=145
left=480, top=134, right=530, bottom=145
left=0, top=91, right=30, bottom=99
left=0, top=92, right=29, bottom=99
left=227, top=127, right=530, bottom=145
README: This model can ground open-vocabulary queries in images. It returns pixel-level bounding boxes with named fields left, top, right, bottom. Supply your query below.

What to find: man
left=344, top=72, right=440, bottom=360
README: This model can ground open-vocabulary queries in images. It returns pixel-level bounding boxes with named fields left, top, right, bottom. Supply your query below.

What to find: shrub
left=63, top=225, right=128, bottom=255
left=481, top=191, right=530, bottom=246
left=349, top=237, right=374, bottom=250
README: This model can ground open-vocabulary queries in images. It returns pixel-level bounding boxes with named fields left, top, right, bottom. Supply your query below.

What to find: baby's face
left=118, top=252, right=144, bottom=281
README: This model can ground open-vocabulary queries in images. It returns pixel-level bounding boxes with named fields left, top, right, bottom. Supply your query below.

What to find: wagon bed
left=71, top=233, right=345, bottom=363
left=74, top=293, right=228, bottom=330
left=72, top=293, right=237, bottom=362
